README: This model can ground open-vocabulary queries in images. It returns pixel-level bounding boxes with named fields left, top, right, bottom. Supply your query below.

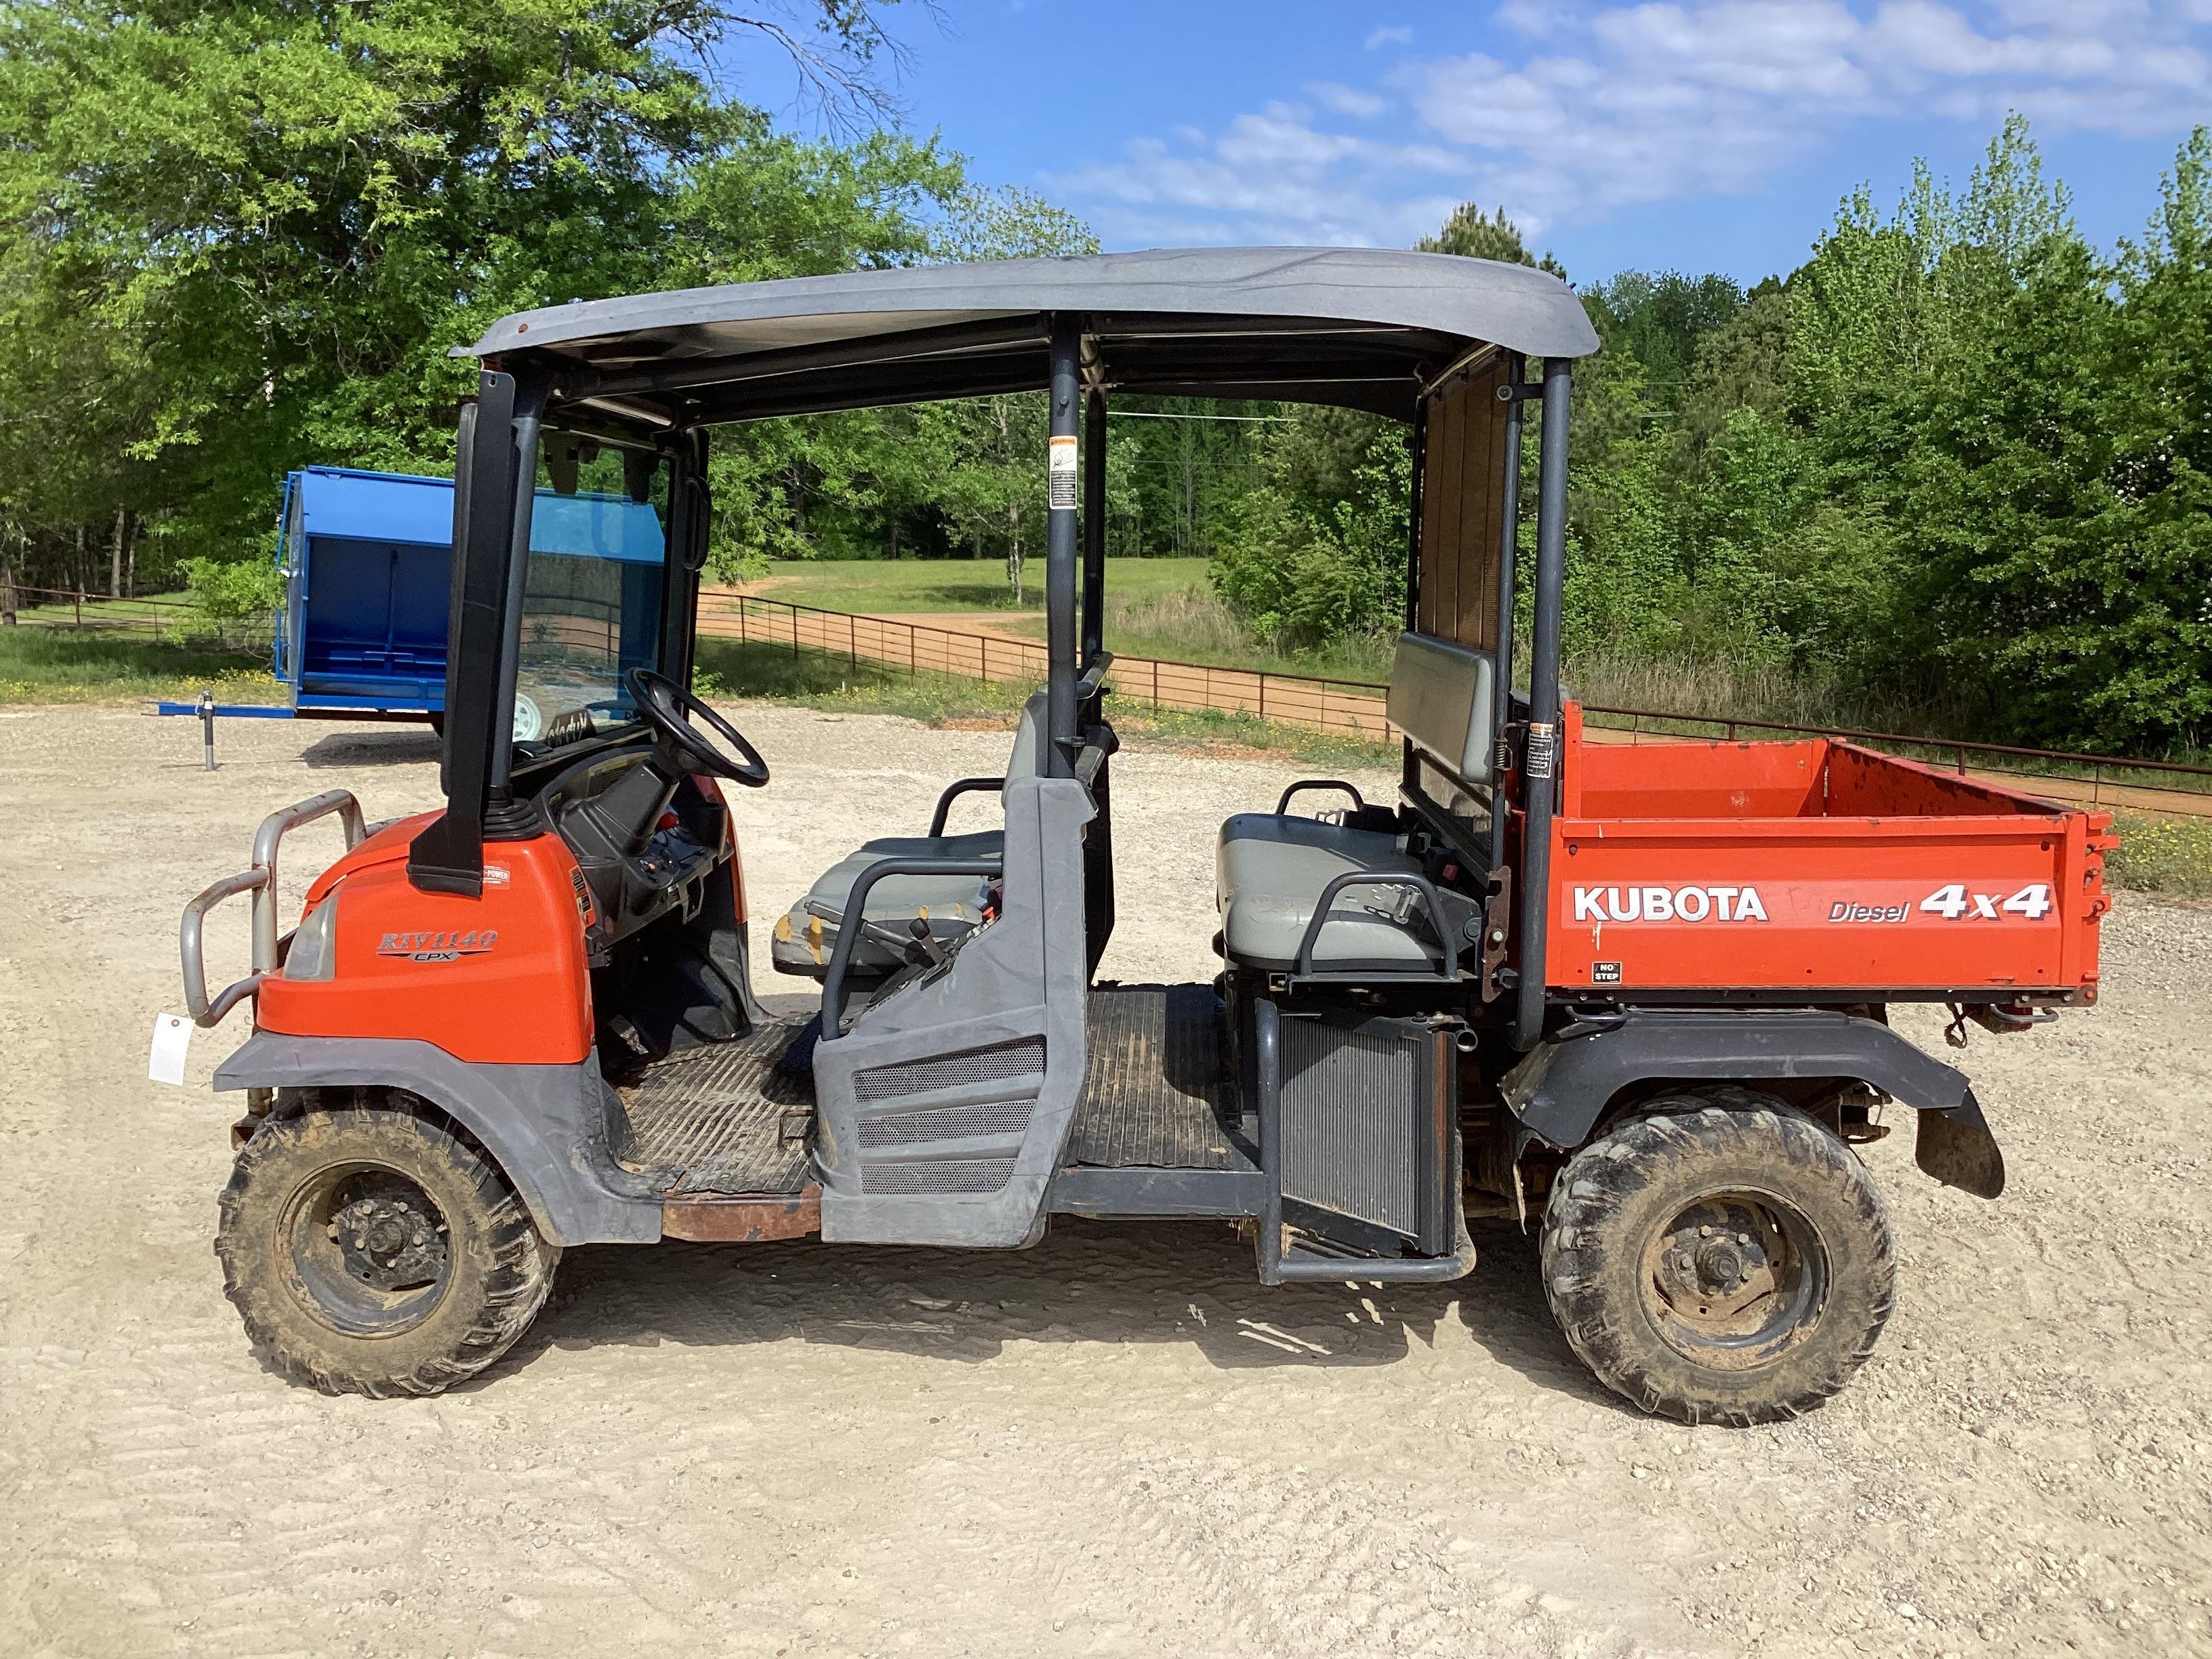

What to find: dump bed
left=1543, top=705, right=2112, bottom=1000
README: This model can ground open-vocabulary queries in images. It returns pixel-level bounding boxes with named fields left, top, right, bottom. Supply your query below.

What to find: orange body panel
left=257, top=818, right=596, bottom=1065
left=1544, top=705, right=2111, bottom=996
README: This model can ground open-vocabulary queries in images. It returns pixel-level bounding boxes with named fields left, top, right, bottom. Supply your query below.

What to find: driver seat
left=769, top=691, right=1046, bottom=981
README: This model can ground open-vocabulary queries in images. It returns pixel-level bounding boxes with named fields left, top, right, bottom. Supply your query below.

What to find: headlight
left=284, top=892, right=342, bottom=982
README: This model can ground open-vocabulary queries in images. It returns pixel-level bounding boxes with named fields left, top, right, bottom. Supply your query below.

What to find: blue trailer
left=272, top=466, right=666, bottom=721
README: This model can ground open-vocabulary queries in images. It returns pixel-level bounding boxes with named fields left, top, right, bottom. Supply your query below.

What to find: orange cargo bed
left=1542, top=705, right=2113, bottom=1000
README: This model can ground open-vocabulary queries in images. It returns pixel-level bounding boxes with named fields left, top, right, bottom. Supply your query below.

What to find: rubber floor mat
left=1067, top=985, right=1248, bottom=1170
left=615, top=1019, right=815, bottom=1195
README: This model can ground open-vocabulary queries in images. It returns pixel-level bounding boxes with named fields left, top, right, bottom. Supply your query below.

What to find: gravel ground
left=1, top=701, right=2208, bottom=1659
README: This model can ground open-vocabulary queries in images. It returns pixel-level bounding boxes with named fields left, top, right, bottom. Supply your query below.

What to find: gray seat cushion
left=1216, top=813, right=1440, bottom=970
left=771, top=689, right=1050, bottom=980
left=770, top=830, right=998, bottom=978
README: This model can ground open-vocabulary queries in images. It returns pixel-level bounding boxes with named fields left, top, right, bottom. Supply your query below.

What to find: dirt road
left=3, top=703, right=2208, bottom=1658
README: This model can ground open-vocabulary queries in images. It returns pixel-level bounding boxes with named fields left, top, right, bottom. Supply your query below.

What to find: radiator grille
left=1280, top=1018, right=1422, bottom=1237
left=856, top=1101, right=1035, bottom=1146
left=853, top=1038, right=1045, bottom=1102
left=861, top=1158, right=1017, bottom=1195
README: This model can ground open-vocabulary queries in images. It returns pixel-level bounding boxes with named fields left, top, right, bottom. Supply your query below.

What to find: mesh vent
left=1281, top=1019, right=1420, bottom=1235
left=857, top=1101, right=1035, bottom=1147
left=853, top=1038, right=1045, bottom=1102
left=861, top=1158, right=1017, bottom=1195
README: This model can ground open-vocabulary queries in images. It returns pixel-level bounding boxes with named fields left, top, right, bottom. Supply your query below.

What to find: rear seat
left=771, top=691, right=1046, bottom=980
left=1216, top=632, right=1496, bottom=973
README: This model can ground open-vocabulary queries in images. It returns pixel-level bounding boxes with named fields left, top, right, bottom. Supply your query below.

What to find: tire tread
left=215, top=1104, right=559, bottom=1398
left=1538, top=1086, right=1896, bottom=1427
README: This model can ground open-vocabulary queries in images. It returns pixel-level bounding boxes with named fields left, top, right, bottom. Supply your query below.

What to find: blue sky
left=737, top=1, right=2212, bottom=287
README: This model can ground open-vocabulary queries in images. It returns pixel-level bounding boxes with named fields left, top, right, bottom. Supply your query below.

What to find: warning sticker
left=1525, top=720, right=1557, bottom=779
left=1048, top=434, right=1078, bottom=510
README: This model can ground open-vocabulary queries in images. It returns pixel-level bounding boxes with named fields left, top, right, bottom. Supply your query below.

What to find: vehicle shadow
left=485, top=1213, right=1618, bottom=1409
left=299, top=727, right=442, bottom=769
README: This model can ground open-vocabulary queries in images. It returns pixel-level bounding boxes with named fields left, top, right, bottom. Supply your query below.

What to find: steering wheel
left=623, top=668, right=771, bottom=788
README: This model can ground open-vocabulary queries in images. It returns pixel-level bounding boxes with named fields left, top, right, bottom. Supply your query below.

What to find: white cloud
left=1050, top=2, right=2212, bottom=249
left=1048, top=103, right=1470, bottom=247
left=1310, top=81, right=1389, bottom=118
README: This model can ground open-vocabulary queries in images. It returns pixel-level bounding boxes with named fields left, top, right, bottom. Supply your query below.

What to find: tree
left=0, top=0, right=929, bottom=585
left=1891, top=129, right=2211, bottom=752
left=1583, top=272, right=1747, bottom=407
left=1418, top=203, right=1565, bottom=275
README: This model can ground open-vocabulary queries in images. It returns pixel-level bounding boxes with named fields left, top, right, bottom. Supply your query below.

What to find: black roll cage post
left=409, top=365, right=548, bottom=897
left=663, top=426, right=711, bottom=689
left=1044, top=316, right=1082, bottom=777
left=1488, top=351, right=1528, bottom=878
left=409, top=363, right=711, bottom=898
left=1081, top=377, right=1108, bottom=672
left=1513, top=354, right=1572, bottom=1050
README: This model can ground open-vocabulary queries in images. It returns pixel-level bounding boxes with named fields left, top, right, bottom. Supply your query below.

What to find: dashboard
left=529, top=743, right=728, bottom=950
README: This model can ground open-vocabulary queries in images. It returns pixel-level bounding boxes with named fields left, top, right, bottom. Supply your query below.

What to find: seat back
left=1385, top=632, right=1496, bottom=786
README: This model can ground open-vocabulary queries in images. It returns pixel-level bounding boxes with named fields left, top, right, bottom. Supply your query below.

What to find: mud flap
left=1914, top=1088, right=2005, bottom=1200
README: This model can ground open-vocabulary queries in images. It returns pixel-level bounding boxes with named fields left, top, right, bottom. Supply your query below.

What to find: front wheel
left=216, top=1105, right=559, bottom=1397
left=1540, top=1088, right=1896, bottom=1425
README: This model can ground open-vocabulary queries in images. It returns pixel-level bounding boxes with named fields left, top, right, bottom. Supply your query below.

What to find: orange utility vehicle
left=173, top=251, right=2110, bottom=1423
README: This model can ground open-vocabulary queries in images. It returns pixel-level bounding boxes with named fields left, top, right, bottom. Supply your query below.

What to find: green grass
left=993, top=583, right=1398, bottom=684
left=2106, top=815, right=2212, bottom=899
left=693, top=636, right=1394, bottom=769
left=0, top=623, right=277, bottom=705
left=748, top=556, right=1212, bottom=616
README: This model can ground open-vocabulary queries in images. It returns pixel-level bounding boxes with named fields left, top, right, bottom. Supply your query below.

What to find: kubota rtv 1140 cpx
left=171, top=250, right=2112, bottom=1422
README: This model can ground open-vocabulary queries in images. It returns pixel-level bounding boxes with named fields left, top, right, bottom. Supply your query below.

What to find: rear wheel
left=216, top=1105, right=558, bottom=1397
left=1540, top=1088, right=1895, bottom=1425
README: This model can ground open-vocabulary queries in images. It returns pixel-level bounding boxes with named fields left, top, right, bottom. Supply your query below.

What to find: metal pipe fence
left=17, top=575, right=2198, bottom=815
left=697, top=591, right=1396, bottom=739
left=3, top=583, right=199, bottom=631
left=697, top=589, right=2212, bottom=819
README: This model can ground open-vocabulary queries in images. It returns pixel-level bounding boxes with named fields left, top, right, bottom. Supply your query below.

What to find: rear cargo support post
left=1514, top=355, right=1572, bottom=1050
left=1402, top=399, right=1427, bottom=799
left=1489, top=352, right=1526, bottom=875
left=1082, top=384, right=1107, bottom=668
left=1045, top=316, right=1081, bottom=777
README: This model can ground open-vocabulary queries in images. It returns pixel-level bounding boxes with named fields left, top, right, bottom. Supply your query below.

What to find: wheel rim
left=283, top=1164, right=454, bottom=1337
left=1638, top=1187, right=1829, bottom=1372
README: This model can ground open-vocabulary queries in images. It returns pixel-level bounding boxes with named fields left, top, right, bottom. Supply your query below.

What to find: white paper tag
left=1047, top=434, right=1078, bottom=510
left=148, top=1012, right=194, bottom=1086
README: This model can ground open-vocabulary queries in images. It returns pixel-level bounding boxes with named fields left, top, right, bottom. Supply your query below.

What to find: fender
left=213, top=1033, right=661, bottom=1245
left=1500, top=1009, right=2005, bottom=1199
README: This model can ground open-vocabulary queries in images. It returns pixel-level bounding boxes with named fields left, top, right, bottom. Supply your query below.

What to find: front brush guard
left=180, top=790, right=366, bottom=1027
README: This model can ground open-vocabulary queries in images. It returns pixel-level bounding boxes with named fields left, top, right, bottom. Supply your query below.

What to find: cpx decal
left=1572, top=886, right=1769, bottom=924
left=377, top=929, right=499, bottom=963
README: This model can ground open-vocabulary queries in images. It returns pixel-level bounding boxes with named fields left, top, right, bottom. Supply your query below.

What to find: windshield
left=511, top=444, right=669, bottom=754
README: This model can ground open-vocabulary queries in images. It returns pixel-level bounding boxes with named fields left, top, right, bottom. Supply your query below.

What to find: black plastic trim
left=409, top=372, right=520, bottom=895
left=1501, top=1007, right=1975, bottom=1148
left=928, top=777, right=1004, bottom=837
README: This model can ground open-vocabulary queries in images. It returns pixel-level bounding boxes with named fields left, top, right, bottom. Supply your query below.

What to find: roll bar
left=1290, top=872, right=1460, bottom=982
left=182, top=790, right=366, bottom=1027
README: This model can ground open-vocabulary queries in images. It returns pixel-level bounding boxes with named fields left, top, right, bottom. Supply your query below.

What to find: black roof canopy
left=466, top=247, right=1601, bottom=428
